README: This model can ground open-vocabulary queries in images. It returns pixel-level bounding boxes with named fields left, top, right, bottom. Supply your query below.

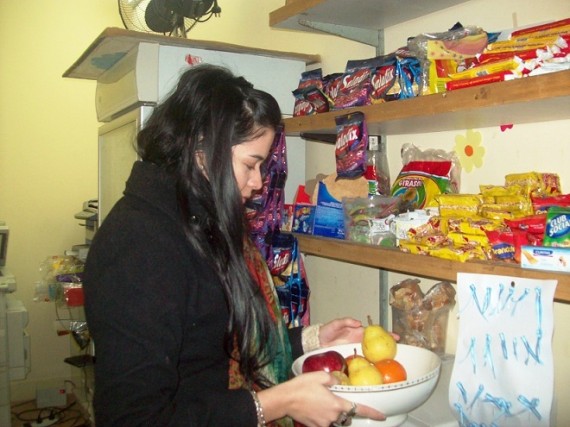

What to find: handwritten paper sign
left=449, top=273, right=557, bottom=426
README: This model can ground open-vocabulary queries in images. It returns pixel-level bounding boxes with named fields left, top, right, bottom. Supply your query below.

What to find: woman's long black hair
left=137, top=64, right=283, bottom=387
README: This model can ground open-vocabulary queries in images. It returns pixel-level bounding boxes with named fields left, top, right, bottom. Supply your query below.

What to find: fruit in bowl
left=302, top=350, right=347, bottom=374
left=292, top=343, right=441, bottom=427
left=362, top=315, right=397, bottom=363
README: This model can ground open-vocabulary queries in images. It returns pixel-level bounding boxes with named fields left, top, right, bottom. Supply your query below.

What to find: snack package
left=322, top=72, right=343, bottom=110
left=333, top=57, right=376, bottom=109
left=485, top=229, right=531, bottom=262
left=369, top=54, right=400, bottom=103
left=505, top=172, right=562, bottom=197
left=407, top=23, right=488, bottom=95
left=292, top=69, right=328, bottom=117
left=532, top=193, right=570, bottom=214
left=543, top=207, right=570, bottom=247
left=391, top=143, right=461, bottom=210
left=334, top=111, right=368, bottom=179
left=398, top=56, right=422, bottom=99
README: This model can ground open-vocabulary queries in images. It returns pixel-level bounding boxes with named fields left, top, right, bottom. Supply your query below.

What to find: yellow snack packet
left=447, top=216, right=505, bottom=236
left=447, top=232, right=490, bottom=248
left=437, top=194, right=482, bottom=218
left=398, top=240, right=430, bottom=255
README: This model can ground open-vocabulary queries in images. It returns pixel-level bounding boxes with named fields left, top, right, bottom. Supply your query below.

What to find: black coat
left=84, top=161, right=303, bottom=426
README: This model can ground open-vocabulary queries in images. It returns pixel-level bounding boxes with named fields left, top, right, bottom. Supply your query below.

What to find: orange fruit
left=374, top=359, right=407, bottom=384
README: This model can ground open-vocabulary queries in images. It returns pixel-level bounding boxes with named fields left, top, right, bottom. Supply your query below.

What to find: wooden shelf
left=270, top=0, right=470, bottom=33
left=295, top=234, right=570, bottom=303
left=282, top=69, right=570, bottom=136
left=284, top=71, right=570, bottom=305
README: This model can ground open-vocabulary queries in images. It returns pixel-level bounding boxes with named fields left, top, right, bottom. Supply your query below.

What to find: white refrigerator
left=96, top=38, right=307, bottom=226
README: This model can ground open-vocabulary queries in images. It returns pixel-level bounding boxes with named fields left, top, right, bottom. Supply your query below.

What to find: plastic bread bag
left=391, top=143, right=462, bottom=210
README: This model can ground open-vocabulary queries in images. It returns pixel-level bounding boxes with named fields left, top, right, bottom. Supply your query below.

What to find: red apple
left=302, top=350, right=347, bottom=374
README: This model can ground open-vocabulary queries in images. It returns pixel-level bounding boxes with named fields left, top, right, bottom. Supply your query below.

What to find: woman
left=83, top=64, right=385, bottom=427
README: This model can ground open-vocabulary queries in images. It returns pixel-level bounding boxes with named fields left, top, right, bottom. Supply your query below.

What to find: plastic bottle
left=364, top=135, right=391, bottom=196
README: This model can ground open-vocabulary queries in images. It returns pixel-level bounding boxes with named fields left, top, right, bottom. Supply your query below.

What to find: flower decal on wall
left=454, top=129, right=485, bottom=173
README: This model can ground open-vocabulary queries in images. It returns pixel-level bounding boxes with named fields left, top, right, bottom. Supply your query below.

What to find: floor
left=10, top=394, right=91, bottom=427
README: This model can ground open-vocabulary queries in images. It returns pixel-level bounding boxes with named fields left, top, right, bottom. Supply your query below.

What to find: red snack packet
left=485, top=229, right=530, bottom=263
left=504, top=214, right=547, bottom=235
left=531, top=193, right=570, bottom=214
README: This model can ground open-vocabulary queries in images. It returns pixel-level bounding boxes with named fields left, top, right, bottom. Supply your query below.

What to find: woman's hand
left=318, top=317, right=400, bottom=348
left=318, top=317, right=364, bottom=348
left=258, top=372, right=385, bottom=427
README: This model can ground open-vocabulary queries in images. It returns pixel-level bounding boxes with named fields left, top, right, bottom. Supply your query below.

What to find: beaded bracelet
left=249, top=389, right=267, bottom=427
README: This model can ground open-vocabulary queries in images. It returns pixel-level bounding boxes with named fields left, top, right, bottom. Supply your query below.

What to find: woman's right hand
left=257, top=372, right=386, bottom=427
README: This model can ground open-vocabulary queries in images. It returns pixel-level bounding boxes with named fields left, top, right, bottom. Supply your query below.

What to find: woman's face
left=232, top=127, right=275, bottom=203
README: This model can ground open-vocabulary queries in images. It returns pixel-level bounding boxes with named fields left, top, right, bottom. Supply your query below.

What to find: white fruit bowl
left=292, top=343, right=441, bottom=427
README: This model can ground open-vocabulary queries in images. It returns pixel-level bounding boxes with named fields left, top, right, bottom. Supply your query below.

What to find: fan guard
left=119, top=0, right=221, bottom=38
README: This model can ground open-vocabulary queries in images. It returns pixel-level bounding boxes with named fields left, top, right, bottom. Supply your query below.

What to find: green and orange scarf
left=228, top=239, right=294, bottom=427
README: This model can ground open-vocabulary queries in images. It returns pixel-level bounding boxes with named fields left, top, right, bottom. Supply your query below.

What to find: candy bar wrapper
left=450, top=273, right=557, bottom=426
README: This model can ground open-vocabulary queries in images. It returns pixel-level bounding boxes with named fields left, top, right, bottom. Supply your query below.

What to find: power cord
left=12, top=398, right=91, bottom=426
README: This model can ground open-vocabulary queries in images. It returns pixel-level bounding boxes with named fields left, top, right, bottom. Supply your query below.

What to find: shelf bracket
left=297, top=19, right=385, bottom=55
left=379, top=269, right=390, bottom=329
left=300, top=132, right=336, bottom=144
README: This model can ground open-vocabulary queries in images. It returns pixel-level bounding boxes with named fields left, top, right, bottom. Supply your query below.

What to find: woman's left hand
left=318, top=317, right=364, bottom=348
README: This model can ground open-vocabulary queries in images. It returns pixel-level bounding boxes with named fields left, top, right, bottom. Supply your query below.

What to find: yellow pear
left=346, top=353, right=371, bottom=375
left=348, top=363, right=384, bottom=386
left=346, top=351, right=383, bottom=386
left=361, top=315, right=397, bottom=363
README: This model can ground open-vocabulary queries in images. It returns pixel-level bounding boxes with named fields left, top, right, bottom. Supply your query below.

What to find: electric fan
left=119, top=0, right=221, bottom=38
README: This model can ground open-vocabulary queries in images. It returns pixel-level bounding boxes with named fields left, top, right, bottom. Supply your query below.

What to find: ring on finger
left=346, top=401, right=357, bottom=418
left=333, top=412, right=349, bottom=427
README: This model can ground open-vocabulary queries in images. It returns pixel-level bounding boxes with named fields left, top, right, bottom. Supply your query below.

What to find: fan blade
left=145, top=0, right=176, bottom=32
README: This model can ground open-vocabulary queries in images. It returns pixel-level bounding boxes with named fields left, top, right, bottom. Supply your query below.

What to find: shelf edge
left=295, top=234, right=570, bottom=303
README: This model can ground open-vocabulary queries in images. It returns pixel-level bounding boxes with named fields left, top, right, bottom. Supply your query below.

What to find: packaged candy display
left=247, top=130, right=311, bottom=327
left=290, top=18, right=570, bottom=115
left=390, top=279, right=456, bottom=355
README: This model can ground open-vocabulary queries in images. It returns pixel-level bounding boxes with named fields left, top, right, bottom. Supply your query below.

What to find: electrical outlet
left=36, top=386, right=67, bottom=408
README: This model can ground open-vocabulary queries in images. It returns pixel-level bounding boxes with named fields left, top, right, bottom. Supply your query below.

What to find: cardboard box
left=312, top=181, right=345, bottom=239
left=520, top=245, right=570, bottom=272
